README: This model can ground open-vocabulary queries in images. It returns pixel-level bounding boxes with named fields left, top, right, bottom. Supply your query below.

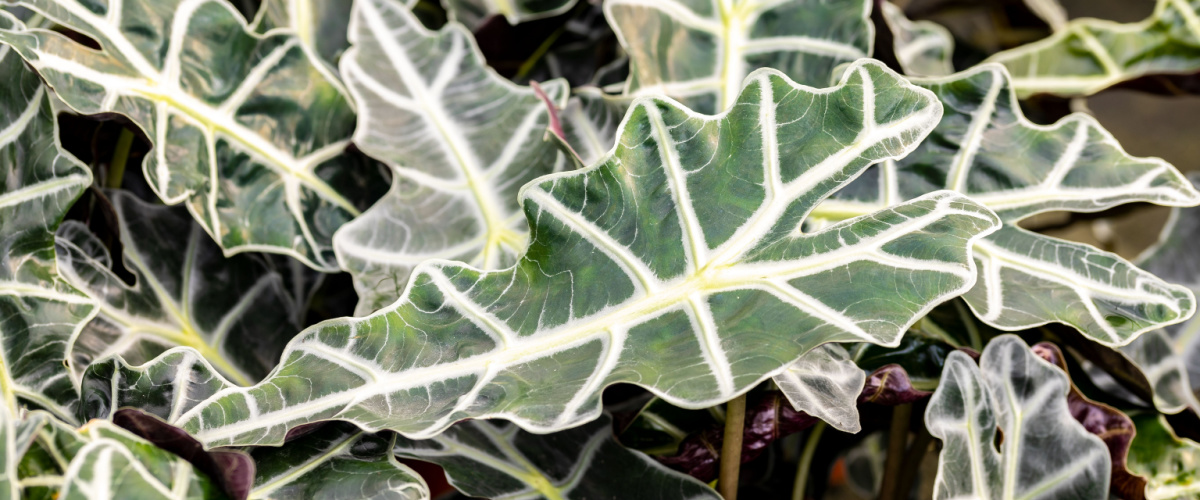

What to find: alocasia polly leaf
left=1022, top=0, right=1068, bottom=32
left=926, top=335, right=1111, bottom=500
left=176, top=60, right=1002, bottom=448
left=444, top=0, right=577, bottom=30
left=112, top=410, right=254, bottom=500
left=250, top=423, right=428, bottom=500
left=1127, top=414, right=1200, bottom=499
left=80, top=348, right=234, bottom=425
left=55, top=191, right=310, bottom=387
left=253, top=0, right=354, bottom=69
left=985, top=0, right=1200, bottom=97
left=332, top=0, right=570, bottom=315
left=605, top=0, right=872, bottom=112
left=879, top=2, right=954, bottom=77
left=558, top=88, right=630, bottom=167
left=771, top=343, right=865, bottom=433
left=0, top=11, right=96, bottom=423
left=808, top=63, right=1200, bottom=346
left=394, top=414, right=718, bottom=499
left=1121, top=194, right=1200, bottom=414
left=0, top=0, right=388, bottom=272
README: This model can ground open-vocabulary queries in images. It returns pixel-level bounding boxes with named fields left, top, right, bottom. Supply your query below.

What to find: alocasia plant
left=1, top=0, right=1199, bottom=499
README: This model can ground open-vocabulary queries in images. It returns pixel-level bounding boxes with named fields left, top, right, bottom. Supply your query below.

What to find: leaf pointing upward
left=177, top=60, right=1001, bottom=448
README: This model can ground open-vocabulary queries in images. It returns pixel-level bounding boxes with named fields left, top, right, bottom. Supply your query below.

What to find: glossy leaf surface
left=332, top=0, right=569, bottom=314
left=880, top=2, right=954, bottom=77
left=0, top=0, right=385, bottom=271
left=771, top=343, right=865, bottom=433
left=605, top=0, right=872, bottom=112
left=810, top=64, right=1200, bottom=346
left=178, top=61, right=1001, bottom=447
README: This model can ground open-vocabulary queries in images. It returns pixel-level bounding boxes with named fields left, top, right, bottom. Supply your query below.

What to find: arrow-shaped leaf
left=0, top=0, right=388, bottom=271
left=985, top=0, right=1200, bottom=97
left=176, top=60, right=1001, bottom=448
left=605, top=0, right=872, bottom=112
left=394, top=414, right=718, bottom=499
left=926, top=335, right=1111, bottom=500
left=809, top=64, right=1200, bottom=345
left=0, top=11, right=96, bottom=424
left=332, top=0, right=569, bottom=315
left=56, top=191, right=311, bottom=387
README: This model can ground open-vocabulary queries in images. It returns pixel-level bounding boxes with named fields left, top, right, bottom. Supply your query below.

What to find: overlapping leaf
left=926, top=335, right=1111, bottom=499
left=444, top=0, right=576, bottom=30
left=1121, top=192, right=1200, bottom=414
left=175, top=60, right=1001, bottom=448
left=808, top=64, right=1200, bottom=345
left=253, top=0, right=354, bottom=69
left=395, top=414, right=718, bottom=499
left=56, top=191, right=309, bottom=387
left=0, top=11, right=95, bottom=423
left=771, top=343, right=865, bottom=433
left=1128, top=414, right=1200, bottom=499
left=332, top=0, right=569, bottom=314
left=251, top=423, right=428, bottom=500
left=880, top=2, right=954, bottom=77
left=605, top=0, right=872, bottom=112
left=985, top=0, right=1200, bottom=97
left=81, top=348, right=236, bottom=424
left=558, top=88, right=630, bottom=167
left=0, top=0, right=388, bottom=271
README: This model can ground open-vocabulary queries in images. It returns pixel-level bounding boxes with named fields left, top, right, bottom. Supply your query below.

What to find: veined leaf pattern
left=394, top=414, right=720, bottom=499
left=55, top=191, right=310, bottom=387
left=880, top=2, right=954, bottom=77
left=332, top=0, right=569, bottom=315
left=926, top=335, right=1110, bottom=500
left=559, top=88, right=630, bottom=167
left=0, top=11, right=96, bottom=424
left=986, top=0, right=1200, bottom=97
left=0, top=0, right=388, bottom=271
left=176, top=60, right=1001, bottom=447
left=253, top=0, right=353, bottom=70
left=250, top=423, right=428, bottom=500
left=605, top=0, right=872, bottom=112
left=771, top=343, right=865, bottom=433
left=81, top=348, right=234, bottom=425
left=809, top=64, right=1200, bottom=345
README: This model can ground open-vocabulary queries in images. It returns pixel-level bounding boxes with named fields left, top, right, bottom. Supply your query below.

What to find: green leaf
left=559, top=88, right=630, bottom=167
left=808, top=64, right=1200, bottom=346
left=250, top=423, right=428, bottom=500
left=332, top=0, right=569, bottom=315
left=1121, top=193, right=1200, bottom=414
left=879, top=2, right=954, bottom=77
left=176, top=60, right=1001, bottom=447
left=0, top=0, right=387, bottom=272
left=1128, top=413, right=1200, bottom=499
left=0, top=11, right=96, bottom=423
left=253, top=0, right=354, bottom=70
left=61, top=420, right=224, bottom=500
left=926, top=335, right=1110, bottom=500
left=772, top=343, right=865, bottom=433
left=444, top=0, right=577, bottom=30
left=605, top=0, right=872, bottom=112
left=985, top=0, right=1200, bottom=97
left=394, top=414, right=718, bottom=499
left=56, top=191, right=311, bottom=387
left=81, top=348, right=234, bottom=425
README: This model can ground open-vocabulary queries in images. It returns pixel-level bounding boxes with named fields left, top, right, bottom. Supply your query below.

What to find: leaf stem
left=107, top=128, right=135, bottom=189
left=718, top=394, right=747, bottom=500
left=791, top=421, right=826, bottom=500
left=878, top=403, right=912, bottom=500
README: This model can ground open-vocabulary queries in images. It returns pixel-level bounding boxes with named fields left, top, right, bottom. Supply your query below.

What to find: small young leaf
left=177, top=61, right=1001, bottom=448
left=772, top=343, right=866, bottom=433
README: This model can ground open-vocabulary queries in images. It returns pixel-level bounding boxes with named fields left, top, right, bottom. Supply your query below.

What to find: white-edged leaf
left=253, top=0, right=354, bottom=69
left=809, top=64, right=1200, bottom=346
left=250, top=423, right=428, bottom=500
left=771, top=343, right=865, bottom=433
left=985, top=0, right=1200, bottom=97
left=80, top=348, right=235, bottom=425
left=880, top=2, right=954, bottom=77
left=0, top=11, right=96, bottom=424
left=332, top=0, right=569, bottom=315
left=394, top=414, right=719, bottom=499
left=605, top=0, right=872, bottom=112
left=56, top=191, right=310, bottom=387
left=559, top=88, right=630, bottom=167
left=175, top=60, right=1001, bottom=447
left=59, top=420, right=221, bottom=500
left=1023, top=0, right=1068, bottom=31
left=1128, top=413, right=1200, bottom=499
left=926, top=335, right=1110, bottom=500
left=0, top=0, right=388, bottom=271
